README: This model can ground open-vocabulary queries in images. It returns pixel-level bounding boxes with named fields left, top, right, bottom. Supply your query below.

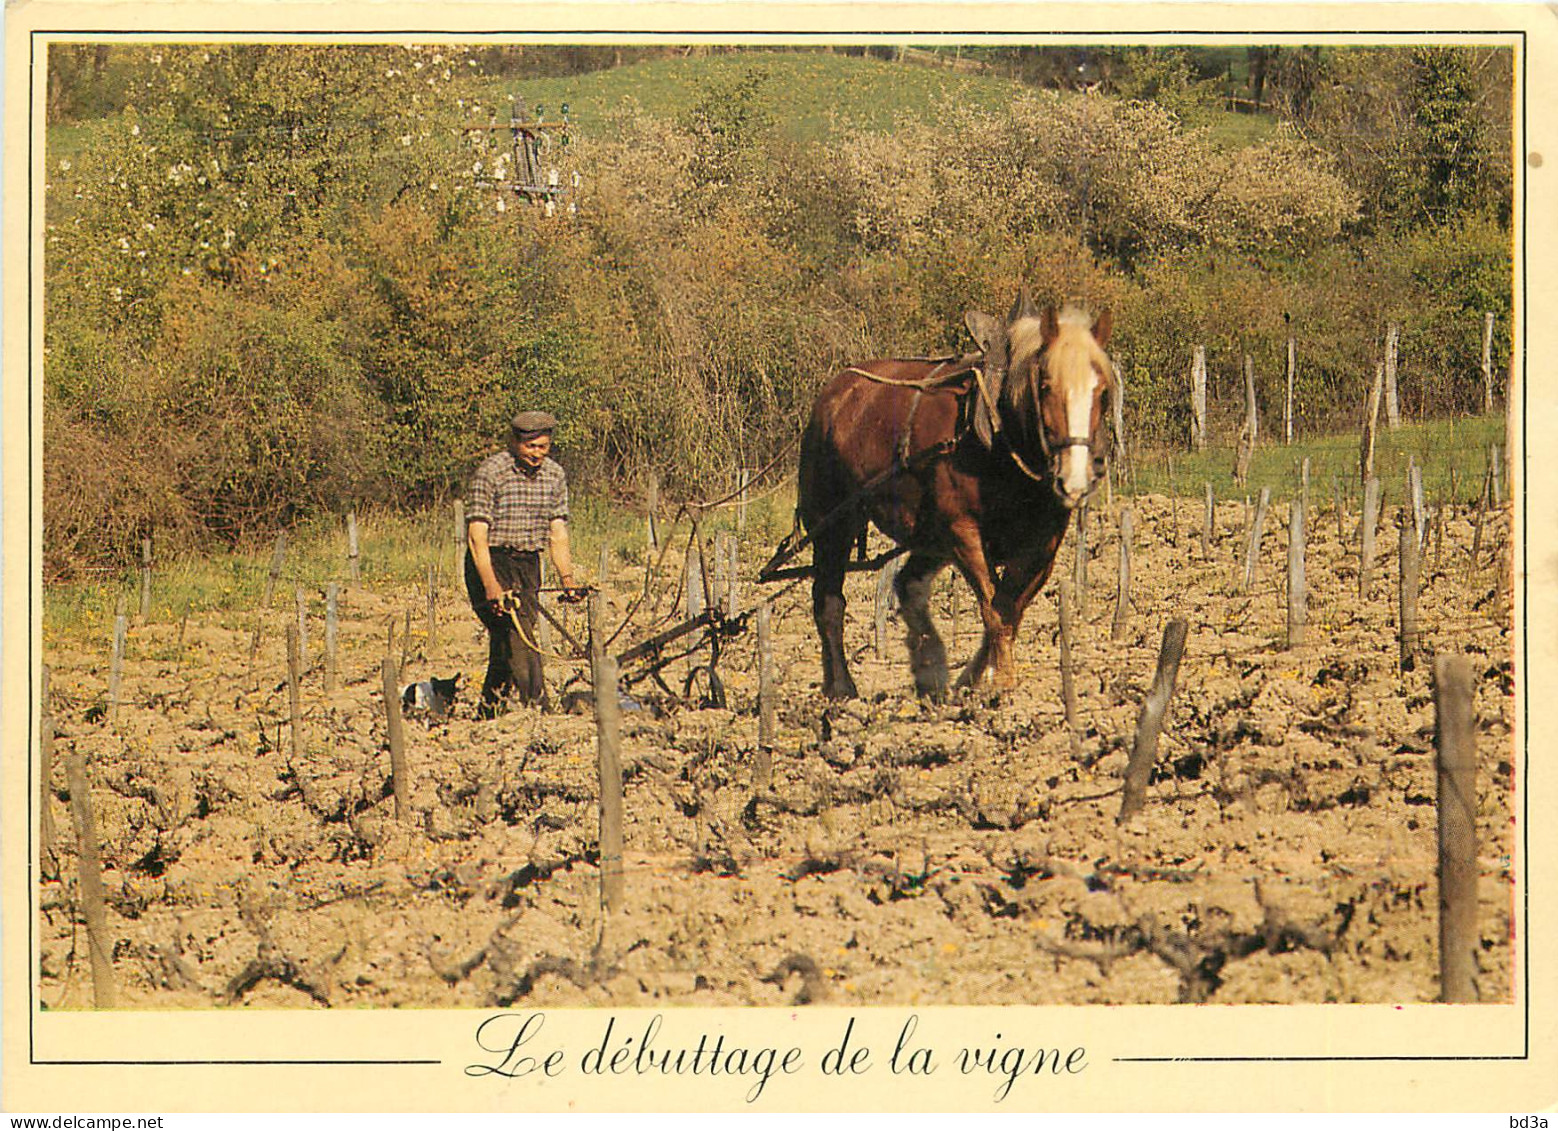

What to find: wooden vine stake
left=1413, top=461, right=1429, bottom=549
left=1287, top=497, right=1307, bottom=648
left=175, top=602, right=190, bottom=672
left=1481, top=312, right=1495, bottom=415
left=1333, top=475, right=1344, bottom=543
left=589, top=593, right=625, bottom=916
left=381, top=656, right=409, bottom=823
left=1189, top=345, right=1207, bottom=452
left=1433, top=654, right=1478, bottom=1002
left=246, top=621, right=262, bottom=692
left=693, top=508, right=717, bottom=616
left=347, top=511, right=360, bottom=583
left=295, top=587, right=309, bottom=671
left=1112, top=508, right=1133, bottom=642
left=1110, top=357, right=1128, bottom=486
left=726, top=532, right=740, bottom=618
left=1360, top=476, right=1382, bottom=599
left=1202, top=482, right=1214, bottom=561
left=1057, top=581, right=1081, bottom=760
left=1433, top=501, right=1446, bottom=573
left=139, top=537, right=153, bottom=621
left=325, top=583, right=339, bottom=694
left=755, top=602, right=775, bottom=791
left=264, top=531, right=287, bottom=606
left=107, top=602, right=127, bottom=729
left=453, top=499, right=465, bottom=554
left=426, top=564, right=437, bottom=658
left=646, top=471, right=661, bottom=552
left=1497, top=532, right=1513, bottom=619
left=39, top=665, right=58, bottom=879
left=1399, top=516, right=1421, bottom=673
left=286, top=623, right=304, bottom=762
left=738, top=466, right=751, bottom=534
left=1242, top=487, right=1271, bottom=591
left=1361, top=363, right=1383, bottom=487
left=65, top=750, right=116, bottom=1007
left=1234, top=354, right=1258, bottom=486
left=711, top=532, right=727, bottom=612
left=1284, top=337, right=1296, bottom=445
left=684, top=531, right=705, bottom=619
left=1469, top=467, right=1491, bottom=576
left=1117, top=618, right=1189, bottom=824
left=1073, top=500, right=1089, bottom=614
left=1384, top=322, right=1401, bottom=430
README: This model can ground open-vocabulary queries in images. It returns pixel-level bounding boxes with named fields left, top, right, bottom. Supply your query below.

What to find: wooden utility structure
left=468, top=96, right=576, bottom=210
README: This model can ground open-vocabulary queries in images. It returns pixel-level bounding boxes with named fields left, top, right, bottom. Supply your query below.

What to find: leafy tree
left=1288, top=46, right=1511, bottom=230
left=1410, top=47, right=1499, bottom=223
left=1102, top=48, right=1221, bottom=125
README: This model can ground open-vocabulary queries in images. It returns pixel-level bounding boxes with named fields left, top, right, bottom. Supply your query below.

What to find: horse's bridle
left=1007, top=362, right=1106, bottom=487
left=1035, top=425, right=1096, bottom=463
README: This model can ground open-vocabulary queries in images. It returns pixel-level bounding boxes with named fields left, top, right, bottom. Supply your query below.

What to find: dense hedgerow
left=43, top=45, right=1512, bottom=576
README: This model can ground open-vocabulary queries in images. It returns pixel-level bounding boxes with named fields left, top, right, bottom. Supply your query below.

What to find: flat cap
left=510, top=410, right=558, bottom=438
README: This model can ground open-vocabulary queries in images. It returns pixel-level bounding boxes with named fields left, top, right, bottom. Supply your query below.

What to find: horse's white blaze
left=1059, top=373, right=1098, bottom=498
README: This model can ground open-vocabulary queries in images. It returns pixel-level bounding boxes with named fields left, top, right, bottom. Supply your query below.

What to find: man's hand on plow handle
left=488, top=586, right=590, bottom=618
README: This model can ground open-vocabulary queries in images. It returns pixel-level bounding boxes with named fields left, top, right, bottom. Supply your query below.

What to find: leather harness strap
left=843, top=354, right=1091, bottom=488
left=841, top=354, right=981, bottom=392
left=898, top=387, right=926, bottom=465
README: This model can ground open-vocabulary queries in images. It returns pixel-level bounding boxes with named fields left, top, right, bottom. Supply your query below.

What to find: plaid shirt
left=467, top=451, right=569, bottom=551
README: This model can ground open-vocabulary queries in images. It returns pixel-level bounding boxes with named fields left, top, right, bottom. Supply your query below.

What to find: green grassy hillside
left=474, top=49, right=1026, bottom=139
left=473, top=48, right=1278, bottom=144
left=46, top=47, right=1276, bottom=173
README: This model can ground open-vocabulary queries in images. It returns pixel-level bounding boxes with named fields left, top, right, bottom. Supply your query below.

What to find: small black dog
left=402, top=674, right=461, bottom=721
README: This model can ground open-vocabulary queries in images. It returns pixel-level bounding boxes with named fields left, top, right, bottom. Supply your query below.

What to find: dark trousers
left=465, top=546, right=547, bottom=714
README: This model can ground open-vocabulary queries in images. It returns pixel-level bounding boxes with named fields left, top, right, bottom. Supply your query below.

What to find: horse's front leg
left=990, top=526, right=1071, bottom=674
left=896, top=552, right=950, bottom=700
left=947, top=520, right=1014, bottom=691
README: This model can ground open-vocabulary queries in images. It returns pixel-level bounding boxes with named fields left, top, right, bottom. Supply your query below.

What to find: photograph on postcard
left=4, top=6, right=1550, bottom=1114
left=30, top=33, right=1520, bottom=1009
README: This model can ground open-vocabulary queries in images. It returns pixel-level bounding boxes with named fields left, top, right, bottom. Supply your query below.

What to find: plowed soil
left=36, top=493, right=1517, bottom=1009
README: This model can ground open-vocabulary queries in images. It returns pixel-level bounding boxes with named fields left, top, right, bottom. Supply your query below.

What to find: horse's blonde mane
left=1007, top=316, right=1047, bottom=368
left=1008, top=304, right=1108, bottom=382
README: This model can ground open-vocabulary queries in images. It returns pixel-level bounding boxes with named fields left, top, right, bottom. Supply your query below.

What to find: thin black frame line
left=1115, top=1056, right=1528, bottom=1064
left=35, top=1059, right=443, bottom=1067
left=25, top=28, right=1529, bottom=40
left=29, top=26, right=39, bottom=1060
left=24, top=24, right=1533, bottom=1071
left=1518, top=20, right=1531, bottom=1063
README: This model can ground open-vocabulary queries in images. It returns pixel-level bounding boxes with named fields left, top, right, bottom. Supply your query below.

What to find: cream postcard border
left=3, top=2, right=1553, bottom=1113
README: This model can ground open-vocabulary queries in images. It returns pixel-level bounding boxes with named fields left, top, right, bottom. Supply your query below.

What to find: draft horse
left=797, top=291, right=1114, bottom=700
